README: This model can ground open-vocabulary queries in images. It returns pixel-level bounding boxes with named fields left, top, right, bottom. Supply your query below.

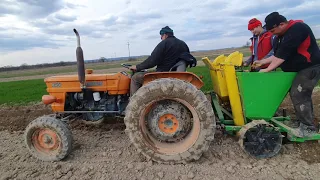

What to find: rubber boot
left=283, top=120, right=300, bottom=128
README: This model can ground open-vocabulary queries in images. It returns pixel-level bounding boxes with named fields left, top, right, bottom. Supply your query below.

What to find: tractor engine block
left=65, top=91, right=129, bottom=116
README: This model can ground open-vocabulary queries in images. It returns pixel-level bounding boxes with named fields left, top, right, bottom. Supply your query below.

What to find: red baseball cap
left=248, top=18, right=262, bottom=30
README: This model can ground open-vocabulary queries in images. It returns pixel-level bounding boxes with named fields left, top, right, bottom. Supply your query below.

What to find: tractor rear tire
left=24, top=116, right=73, bottom=161
left=124, top=78, right=215, bottom=164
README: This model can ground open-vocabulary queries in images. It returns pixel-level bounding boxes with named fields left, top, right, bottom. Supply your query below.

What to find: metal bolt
left=44, top=136, right=52, bottom=144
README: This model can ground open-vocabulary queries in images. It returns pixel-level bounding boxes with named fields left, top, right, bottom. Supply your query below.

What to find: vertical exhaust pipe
left=73, top=29, right=86, bottom=89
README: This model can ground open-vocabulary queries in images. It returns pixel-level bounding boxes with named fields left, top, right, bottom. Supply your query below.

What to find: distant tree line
left=0, top=56, right=141, bottom=72
left=0, top=61, right=77, bottom=72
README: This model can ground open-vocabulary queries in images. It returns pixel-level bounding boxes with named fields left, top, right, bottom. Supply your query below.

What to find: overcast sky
left=0, top=0, right=319, bottom=67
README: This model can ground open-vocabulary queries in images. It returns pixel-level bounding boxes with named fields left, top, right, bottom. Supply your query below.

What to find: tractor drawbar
left=73, top=28, right=86, bottom=88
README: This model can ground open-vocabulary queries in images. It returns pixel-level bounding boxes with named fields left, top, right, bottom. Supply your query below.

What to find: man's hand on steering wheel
left=129, top=65, right=137, bottom=72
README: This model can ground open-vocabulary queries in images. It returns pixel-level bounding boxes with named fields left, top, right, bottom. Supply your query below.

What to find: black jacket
left=136, top=36, right=190, bottom=72
left=273, top=20, right=320, bottom=72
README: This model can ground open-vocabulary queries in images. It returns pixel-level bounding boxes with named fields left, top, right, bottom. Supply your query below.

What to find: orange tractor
left=24, top=29, right=215, bottom=163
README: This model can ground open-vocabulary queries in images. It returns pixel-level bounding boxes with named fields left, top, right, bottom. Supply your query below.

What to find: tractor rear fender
left=143, top=72, right=204, bottom=89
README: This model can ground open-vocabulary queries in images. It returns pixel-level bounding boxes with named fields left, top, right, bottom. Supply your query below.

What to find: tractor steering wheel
left=121, top=63, right=132, bottom=69
left=121, top=63, right=148, bottom=74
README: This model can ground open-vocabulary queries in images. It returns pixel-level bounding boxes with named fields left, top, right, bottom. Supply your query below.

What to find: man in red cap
left=253, top=12, right=320, bottom=137
left=244, top=18, right=275, bottom=71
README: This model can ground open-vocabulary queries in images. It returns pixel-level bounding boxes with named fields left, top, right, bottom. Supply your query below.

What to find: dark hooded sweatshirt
left=136, top=36, right=190, bottom=72
left=273, top=20, right=320, bottom=72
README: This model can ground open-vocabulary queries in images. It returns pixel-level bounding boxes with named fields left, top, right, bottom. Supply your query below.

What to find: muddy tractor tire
left=124, top=78, right=215, bottom=164
left=24, top=116, right=73, bottom=161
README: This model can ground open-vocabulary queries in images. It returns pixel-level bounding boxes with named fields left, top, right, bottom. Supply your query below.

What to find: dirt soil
left=1, top=93, right=320, bottom=180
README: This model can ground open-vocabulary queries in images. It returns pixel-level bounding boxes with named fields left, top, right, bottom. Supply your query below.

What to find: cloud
left=90, top=31, right=112, bottom=39
left=227, top=0, right=304, bottom=17
left=281, top=1, right=320, bottom=15
left=278, top=1, right=320, bottom=25
left=0, top=1, right=19, bottom=16
left=0, top=0, right=66, bottom=18
left=66, top=2, right=86, bottom=9
left=125, top=0, right=131, bottom=5
left=99, top=15, right=118, bottom=26
left=55, top=13, right=77, bottom=22
left=43, top=25, right=112, bottom=40
left=0, top=23, right=65, bottom=52
left=312, top=25, right=320, bottom=38
left=115, top=9, right=162, bottom=26
left=0, top=36, right=60, bottom=51
left=0, top=1, right=161, bottom=53
left=0, top=0, right=320, bottom=67
left=38, top=15, right=118, bottom=39
left=30, top=12, right=78, bottom=28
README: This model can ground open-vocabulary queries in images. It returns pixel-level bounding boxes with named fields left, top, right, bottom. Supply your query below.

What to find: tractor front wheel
left=124, top=78, right=215, bottom=164
left=24, top=116, right=73, bottom=161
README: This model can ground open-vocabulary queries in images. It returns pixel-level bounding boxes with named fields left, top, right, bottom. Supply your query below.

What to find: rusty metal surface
left=139, top=98, right=200, bottom=155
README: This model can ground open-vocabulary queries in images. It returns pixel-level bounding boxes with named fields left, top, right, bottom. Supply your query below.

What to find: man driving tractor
left=253, top=12, right=320, bottom=137
left=129, top=26, right=191, bottom=96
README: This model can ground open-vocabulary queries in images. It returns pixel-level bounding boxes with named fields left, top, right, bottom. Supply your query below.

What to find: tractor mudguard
left=142, top=72, right=204, bottom=89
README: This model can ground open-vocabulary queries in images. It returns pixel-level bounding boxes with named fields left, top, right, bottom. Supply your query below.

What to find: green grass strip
left=0, top=79, right=47, bottom=105
left=2, top=65, right=317, bottom=105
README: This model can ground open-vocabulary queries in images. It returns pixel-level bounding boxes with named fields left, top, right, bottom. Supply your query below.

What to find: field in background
left=0, top=60, right=144, bottom=79
left=0, top=47, right=250, bottom=79
left=1, top=38, right=318, bottom=80
left=0, top=79, right=46, bottom=105
left=0, top=66, right=211, bottom=105
left=2, top=40, right=320, bottom=105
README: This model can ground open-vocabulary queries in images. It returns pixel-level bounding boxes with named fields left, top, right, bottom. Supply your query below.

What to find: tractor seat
left=169, top=60, right=187, bottom=72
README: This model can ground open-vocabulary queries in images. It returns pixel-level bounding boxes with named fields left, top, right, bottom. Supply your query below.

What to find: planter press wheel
left=238, top=120, right=283, bottom=158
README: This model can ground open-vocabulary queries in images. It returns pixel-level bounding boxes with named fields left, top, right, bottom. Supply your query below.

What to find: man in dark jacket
left=253, top=12, right=320, bottom=137
left=129, top=26, right=190, bottom=96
